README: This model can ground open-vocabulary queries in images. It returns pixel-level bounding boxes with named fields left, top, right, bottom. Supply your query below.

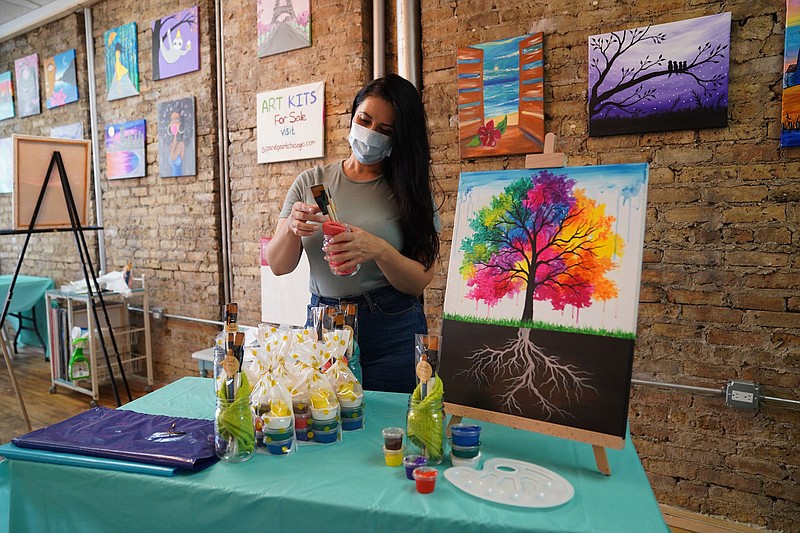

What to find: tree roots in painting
left=460, top=328, right=596, bottom=420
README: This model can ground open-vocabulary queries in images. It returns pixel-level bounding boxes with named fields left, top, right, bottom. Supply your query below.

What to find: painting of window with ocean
left=457, top=33, right=544, bottom=158
left=588, top=13, right=730, bottom=136
left=782, top=0, right=800, bottom=146
left=440, top=164, right=648, bottom=438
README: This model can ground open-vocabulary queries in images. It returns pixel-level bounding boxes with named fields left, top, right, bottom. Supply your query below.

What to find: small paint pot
left=341, top=415, right=364, bottom=431
left=295, top=426, right=311, bottom=441
left=292, top=401, right=309, bottom=415
left=403, top=455, right=427, bottom=480
left=265, top=437, right=293, bottom=455
left=450, top=450, right=481, bottom=468
left=264, top=414, right=293, bottom=430
left=382, top=427, right=404, bottom=451
left=263, top=426, right=294, bottom=442
left=338, top=395, right=363, bottom=409
left=311, top=427, right=339, bottom=444
left=340, top=406, right=364, bottom=419
left=412, top=466, right=438, bottom=493
left=311, top=406, right=338, bottom=421
left=450, top=424, right=481, bottom=447
left=451, top=442, right=481, bottom=459
left=383, top=446, right=403, bottom=467
left=294, top=413, right=310, bottom=429
left=311, top=418, right=340, bottom=432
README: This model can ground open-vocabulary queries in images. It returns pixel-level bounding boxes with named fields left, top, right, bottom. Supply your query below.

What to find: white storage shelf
left=45, top=275, right=153, bottom=406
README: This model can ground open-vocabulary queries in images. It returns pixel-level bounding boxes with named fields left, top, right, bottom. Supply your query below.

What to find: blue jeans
left=308, top=285, right=427, bottom=393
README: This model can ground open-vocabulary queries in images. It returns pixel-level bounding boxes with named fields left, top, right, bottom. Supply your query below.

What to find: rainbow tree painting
left=441, top=164, right=649, bottom=438
left=588, top=13, right=730, bottom=136
left=782, top=0, right=800, bottom=146
left=457, top=33, right=544, bottom=158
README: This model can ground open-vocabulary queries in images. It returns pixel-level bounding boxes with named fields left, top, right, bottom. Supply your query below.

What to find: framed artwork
left=0, top=138, right=12, bottom=193
left=782, top=0, right=800, bottom=146
left=441, top=164, right=649, bottom=445
left=457, top=33, right=544, bottom=158
left=0, top=71, right=13, bottom=121
left=152, top=6, right=199, bottom=81
left=44, top=49, right=79, bottom=109
left=257, top=0, right=311, bottom=57
left=157, top=97, right=195, bottom=177
left=256, top=81, right=324, bottom=163
left=12, top=134, right=91, bottom=230
left=588, top=13, right=730, bottom=136
left=105, top=119, right=146, bottom=179
left=15, top=54, right=40, bottom=117
left=104, top=22, right=140, bottom=101
left=50, top=122, right=84, bottom=140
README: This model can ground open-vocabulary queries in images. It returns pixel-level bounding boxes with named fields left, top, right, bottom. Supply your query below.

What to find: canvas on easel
left=12, top=134, right=91, bottom=230
left=440, top=136, right=648, bottom=473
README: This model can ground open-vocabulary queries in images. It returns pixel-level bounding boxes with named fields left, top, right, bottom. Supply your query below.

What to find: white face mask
left=348, top=121, right=393, bottom=165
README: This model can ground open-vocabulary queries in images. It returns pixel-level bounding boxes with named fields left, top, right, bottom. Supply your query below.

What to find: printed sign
left=257, top=80, right=324, bottom=163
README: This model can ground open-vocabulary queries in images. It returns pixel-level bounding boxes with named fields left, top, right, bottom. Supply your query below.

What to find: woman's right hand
left=287, top=201, right=327, bottom=237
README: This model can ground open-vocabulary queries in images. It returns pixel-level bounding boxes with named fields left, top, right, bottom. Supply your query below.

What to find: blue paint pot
left=311, top=427, right=339, bottom=444
left=341, top=415, right=364, bottom=431
left=450, top=424, right=481, bottom=447
left=265, top=437, right=293, bottom=455
left=295, top=426, right=311, bottom=441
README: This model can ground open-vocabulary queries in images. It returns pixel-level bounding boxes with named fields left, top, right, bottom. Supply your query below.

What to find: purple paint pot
left=450, top=424, right=481, bottom=447
left=403, top=455, right=427, bottom=480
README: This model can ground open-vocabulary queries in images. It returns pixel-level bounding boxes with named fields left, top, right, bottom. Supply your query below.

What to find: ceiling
left=0, top=0, right=62, bottom=26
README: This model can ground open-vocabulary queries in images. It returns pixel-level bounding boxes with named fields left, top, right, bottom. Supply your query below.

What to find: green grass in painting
left=443, top=312, right=635, bottom=340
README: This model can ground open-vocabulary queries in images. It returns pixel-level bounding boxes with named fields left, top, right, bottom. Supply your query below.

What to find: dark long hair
left=351, top=74, right=439, bottom=270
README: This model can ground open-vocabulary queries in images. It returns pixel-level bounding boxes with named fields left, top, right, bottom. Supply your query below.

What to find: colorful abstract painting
left=106, top=119, right=146, bottom=179
left=588, top=13, right=730, bottom=136
left=0, top=138, right=12, bottom=193
left=157, top=97, right=195, bottom=177
left=50, top=122, right=84, bottom=140
left=257, top=0, right=311, bottom=57
left=15, top=54, right=40, bottom=117
left=104, top=22, right=140, bottom=101
left=782, top=1, right=800, bottom=146
left=152, top=6, right=199, bottom=81
left=0, top=71, right=13, bottom=120
left=440, top=164, right=649, bottom=439
left=44, top=49, right=79, bottom=109
left=457, top=33, right=544, bottom=158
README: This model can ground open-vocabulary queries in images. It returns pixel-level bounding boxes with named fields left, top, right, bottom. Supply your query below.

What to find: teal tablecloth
left=0, top=377, right=668, bottom=533
left=0, top=274, right=54, bottom=356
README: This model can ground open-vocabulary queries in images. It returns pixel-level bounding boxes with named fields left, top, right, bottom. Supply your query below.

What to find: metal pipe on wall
left=373, top=0, right=385, bottom=79
left=396, top=0, right=421, bottom=89
left=215, top=0, right=233, bottom=304
left=83, top=7, right=106, bottom=274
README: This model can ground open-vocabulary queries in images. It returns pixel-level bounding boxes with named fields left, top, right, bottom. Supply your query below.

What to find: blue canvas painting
left=588, top=13, right=730, bottom=136
left=105, top=22, right=140, bottom=101
left=45, top=49, right=79, bottom=109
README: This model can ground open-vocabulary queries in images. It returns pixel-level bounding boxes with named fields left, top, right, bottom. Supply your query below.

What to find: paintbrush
left=426, top=335, right=440, bottom=396
left=310, top=184, right=339, bottom=222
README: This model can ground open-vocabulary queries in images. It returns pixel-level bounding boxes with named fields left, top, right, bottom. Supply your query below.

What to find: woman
left=266, top=74, right=439, bottom=393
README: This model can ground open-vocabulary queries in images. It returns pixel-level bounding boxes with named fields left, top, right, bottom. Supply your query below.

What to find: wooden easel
left=444, top=133, right=614, bottom=476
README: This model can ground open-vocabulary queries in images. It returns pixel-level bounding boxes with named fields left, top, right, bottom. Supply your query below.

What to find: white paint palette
left=444, top=458, right=574, bottom=508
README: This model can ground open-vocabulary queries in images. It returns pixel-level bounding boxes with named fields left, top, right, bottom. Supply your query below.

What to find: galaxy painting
left=781, top=0, right=800, bottom=146
left=106, top=119, right=146, bottom=179
left=588, top=13, right=730, bottom=136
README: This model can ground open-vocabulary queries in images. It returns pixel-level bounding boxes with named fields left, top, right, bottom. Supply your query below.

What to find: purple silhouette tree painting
left=588, top=13, right=730, bottom=136
left=440, top=164, right=648, bottom=438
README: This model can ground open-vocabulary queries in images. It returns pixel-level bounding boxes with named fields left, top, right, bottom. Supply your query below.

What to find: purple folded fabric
left=12, top=407, right=218, bottom=471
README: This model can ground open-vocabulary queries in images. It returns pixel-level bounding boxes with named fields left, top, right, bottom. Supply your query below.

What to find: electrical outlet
left=725, top=380, right=760, bottom=410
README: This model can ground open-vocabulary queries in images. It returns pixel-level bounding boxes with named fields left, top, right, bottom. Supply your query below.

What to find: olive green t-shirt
left=279, top=161, right=402, bottom=298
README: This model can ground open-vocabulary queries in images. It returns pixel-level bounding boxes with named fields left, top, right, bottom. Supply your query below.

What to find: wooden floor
left=0, top=343, right=160, bottom=444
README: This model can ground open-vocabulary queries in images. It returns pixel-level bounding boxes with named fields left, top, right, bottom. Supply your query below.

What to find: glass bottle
left=213, top=344, right=255, bottom=462
left=405, top=396, right=446, bottom=465
left=322, top=221, right=360, bottom=277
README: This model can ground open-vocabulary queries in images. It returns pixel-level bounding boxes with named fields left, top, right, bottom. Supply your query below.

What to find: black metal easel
left=0, top=150, right=131, bottom=409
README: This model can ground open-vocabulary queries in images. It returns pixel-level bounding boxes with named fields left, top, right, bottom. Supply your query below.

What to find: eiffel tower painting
left=257, top=0, right=311, bottom=58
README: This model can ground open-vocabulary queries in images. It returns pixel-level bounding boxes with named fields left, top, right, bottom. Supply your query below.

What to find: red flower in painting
left=477, top=120, right=502, bottom=147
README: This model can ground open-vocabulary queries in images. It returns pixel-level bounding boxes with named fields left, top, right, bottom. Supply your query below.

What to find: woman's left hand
left=322, top=225, right=386, bottom=275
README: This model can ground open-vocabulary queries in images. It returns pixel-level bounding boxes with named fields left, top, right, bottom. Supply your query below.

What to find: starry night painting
left=781, top=0, right=800, bottom=146
left=588, top=13, right=730, bottom=137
